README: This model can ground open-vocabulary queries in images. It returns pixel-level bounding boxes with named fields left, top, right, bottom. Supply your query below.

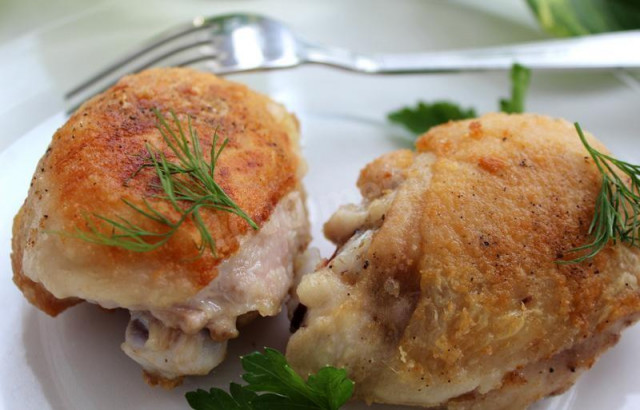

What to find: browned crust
left=12, top=67, right=301, bottom=309
left=288, top=113, right=640, bottom=408
left=386, top=114, right=640, bottom=380
left=448, top=314, right=639, bottom=410
left=12, top=267, right=81, bottom=316
left=375, top=113, right=640, bottom=396
left=357, top=149, right=415, bottom=199
left=142, top=371, right=184, bottom=389
left=12, top=206, right=81, bottom=315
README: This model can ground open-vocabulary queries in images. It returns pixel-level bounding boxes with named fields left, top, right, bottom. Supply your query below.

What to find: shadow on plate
left=22, top=301, right=295, bottom=409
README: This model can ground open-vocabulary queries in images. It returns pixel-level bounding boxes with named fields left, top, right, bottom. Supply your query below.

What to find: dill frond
left=561, top=123, right=640, bottom=264
left=66, top=110, right=257, bottom=256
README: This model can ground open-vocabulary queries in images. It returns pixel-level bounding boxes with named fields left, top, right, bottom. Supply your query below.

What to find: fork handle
left=374, top=30, right=640, bottom=73
left=306, top=30, right=640, bottom=74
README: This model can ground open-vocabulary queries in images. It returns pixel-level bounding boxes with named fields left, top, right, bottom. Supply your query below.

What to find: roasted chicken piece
left=12, top=67, right=310, bottom=386
left=287, top=113, right=640, bottom=409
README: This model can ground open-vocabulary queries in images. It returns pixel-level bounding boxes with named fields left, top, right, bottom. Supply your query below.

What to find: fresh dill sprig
left=561, top=123, right=640, bottom=264
left=67, top=110, right=258, bottom=256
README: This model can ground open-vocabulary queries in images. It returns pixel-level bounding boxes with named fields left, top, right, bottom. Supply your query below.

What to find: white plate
left=2, top=1, right=640, bottom=409
left=2, top=92, right=640, bottom=410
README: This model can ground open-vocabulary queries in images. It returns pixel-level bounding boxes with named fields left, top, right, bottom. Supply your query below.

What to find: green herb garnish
left=561, top=123, right=640, bottom=264
left=68, top=110, right=257, bottom=256
left=385, top=64, right=640, bottom=264
left=387, top=101, right=477, bottom=135
left=499, top=63, right=531, bottom=114
left=186, top=348, right=354, bottom=410
left=388, top=64, right=530, bottom=136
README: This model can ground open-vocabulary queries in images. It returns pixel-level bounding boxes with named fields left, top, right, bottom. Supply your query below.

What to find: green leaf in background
left=499, top=63, right=531, bottom=114
left=387, top=101, right=477, bottom=135
left=527, top=0, right=640, bottom=37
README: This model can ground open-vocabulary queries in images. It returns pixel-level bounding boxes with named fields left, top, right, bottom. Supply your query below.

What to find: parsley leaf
left=305, top=367, right=355, bottom=410
left=388, top=63, right=532, bottom=136
left=186, top=383, right=256, bottom=410
left=387, top=101, right=477, bottom=135
left=185, top=348, right=354, bottom=410
left=499, top=63, right=531, bottom=114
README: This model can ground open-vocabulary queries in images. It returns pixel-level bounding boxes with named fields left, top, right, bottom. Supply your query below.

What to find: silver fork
left=65, top=13, right=640, bottom=112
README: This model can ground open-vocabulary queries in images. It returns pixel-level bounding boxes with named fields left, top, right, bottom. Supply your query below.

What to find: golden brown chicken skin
left=13, top=67, right=303, bottom=311
left=287, top=113, right=640, bottom=409
left=12, top=67, right=310, bottom=384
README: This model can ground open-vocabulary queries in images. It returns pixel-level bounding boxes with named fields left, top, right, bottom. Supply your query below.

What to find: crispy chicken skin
left=12, top=67, right=310, bottom=383
left=286, top=113, right=640, bottom=409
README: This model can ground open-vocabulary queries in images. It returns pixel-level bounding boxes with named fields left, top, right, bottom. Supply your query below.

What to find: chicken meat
left=286, top=113, right=640, bottom=409
left=12, top=67, right=310, bottom=386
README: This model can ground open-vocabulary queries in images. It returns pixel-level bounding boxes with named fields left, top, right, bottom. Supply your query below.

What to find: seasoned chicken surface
left=286, top=113, right=640, bottom=409
left=12, top=67, right=310, bottom=385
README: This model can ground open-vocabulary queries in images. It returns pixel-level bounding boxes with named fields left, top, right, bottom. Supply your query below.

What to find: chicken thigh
left=12, top=67, right=310, bottom=386
left=287, top=113, right=640, bottom=409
